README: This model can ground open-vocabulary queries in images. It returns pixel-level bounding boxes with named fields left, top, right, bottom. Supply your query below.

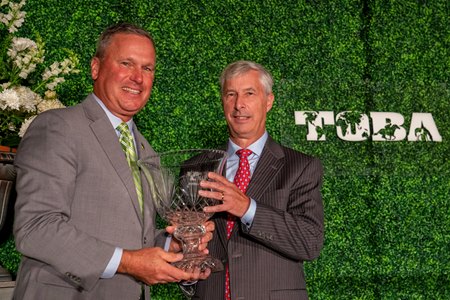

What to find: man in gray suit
left=191, top=61, right=324, bottom=300
left=13, top=23, right=211, bottom=300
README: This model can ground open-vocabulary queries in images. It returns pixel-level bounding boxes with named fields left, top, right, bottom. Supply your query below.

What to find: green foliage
left=150, top=283, right=185, bottom=300
left=0, top=235, right=21, bottom=275
left=1, top=0, right=449, bottom=299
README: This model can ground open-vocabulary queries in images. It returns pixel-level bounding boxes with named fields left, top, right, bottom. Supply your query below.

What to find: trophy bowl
left=138, top=149, right=227, bottom=272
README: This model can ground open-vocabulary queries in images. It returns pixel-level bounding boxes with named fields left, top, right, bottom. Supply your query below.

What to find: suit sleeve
left=13, top=111, right=116, bottom=291
left=246, top=156, right=324, bottom=261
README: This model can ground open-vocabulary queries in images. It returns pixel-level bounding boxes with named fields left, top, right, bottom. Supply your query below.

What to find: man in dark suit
left=192, top=60, right=324, bottom=300
left=13, top=23, right=210, bottom=300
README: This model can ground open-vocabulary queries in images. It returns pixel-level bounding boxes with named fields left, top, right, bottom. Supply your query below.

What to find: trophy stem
left=174, top=224, right=205, bottom=254
left=173, top=224, right=224, bottom=272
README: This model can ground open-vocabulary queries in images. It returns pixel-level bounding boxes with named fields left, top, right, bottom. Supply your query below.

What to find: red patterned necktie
left=225, top=148, right=252, bottom=300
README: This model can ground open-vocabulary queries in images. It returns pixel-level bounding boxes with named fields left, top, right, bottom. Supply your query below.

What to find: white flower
left=44, top=90, right=57, bottom=100
left=17, top=97, right=65, bottom=137
left=8, top=36, right=44, bottom=80
left=7, top=122, right=16, bottom=131
left=18, top=115, right=35, bottom=137
left=8, top=36, right=35, bottom=52
left=0, top=85, right=41, bottom=112
left=42, top=57, right=79, bottom=84
left=0, top=82, right=11, bottom=89
left=0, top=88, right=21, bottom=110
left=46, top=77, right=65, bottom=91
left=41, top=55, right=78, bottom=92
left=37, top=98, right=65, bottom=113
left=0, top=0, right=26, bottom=33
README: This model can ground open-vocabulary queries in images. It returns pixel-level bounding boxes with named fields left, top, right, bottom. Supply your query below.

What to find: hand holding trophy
left=138, top=149, right=227, bottom=272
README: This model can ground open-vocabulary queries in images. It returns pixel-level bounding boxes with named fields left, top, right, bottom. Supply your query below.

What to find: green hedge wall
left=1, top=0, right=449, bottom=299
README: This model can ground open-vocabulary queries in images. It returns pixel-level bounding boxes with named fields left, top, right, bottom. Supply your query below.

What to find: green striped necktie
left=117, top=122, right=144, bottom=214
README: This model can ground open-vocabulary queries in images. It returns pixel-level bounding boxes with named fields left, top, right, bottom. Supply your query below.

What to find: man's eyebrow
left=225, top=87, right=256, bottom=93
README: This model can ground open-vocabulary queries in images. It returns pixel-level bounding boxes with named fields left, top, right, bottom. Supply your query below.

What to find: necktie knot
left=117, top=123, right=135, bottom=156
left=236, top=148, right=252, bottom=159
left=117, top=122, right=131, bottom=137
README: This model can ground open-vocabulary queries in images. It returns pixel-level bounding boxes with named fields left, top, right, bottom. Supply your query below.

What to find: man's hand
left=199, top=172, right=250, bottom=217
left=118, top=247, right=210, bottom=285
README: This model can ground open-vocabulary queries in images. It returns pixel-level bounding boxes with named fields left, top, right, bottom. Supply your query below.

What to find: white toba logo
left=295, top=111, right=442, bottom=142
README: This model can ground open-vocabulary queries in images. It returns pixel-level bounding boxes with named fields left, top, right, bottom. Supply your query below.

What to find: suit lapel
left=82, top=95, right=144, bottom=224
left=246, top=137, right=285, bottom=201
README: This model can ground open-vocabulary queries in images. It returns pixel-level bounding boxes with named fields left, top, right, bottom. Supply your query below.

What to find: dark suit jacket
left=192, top=136, right=324, bottom=300
left=13, top=94, right=162, bottom=300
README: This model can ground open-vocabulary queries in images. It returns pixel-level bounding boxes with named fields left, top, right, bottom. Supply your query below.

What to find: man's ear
left=266, top=93, right=274, bottom=112
left=91, top=57, right=100, bottom=80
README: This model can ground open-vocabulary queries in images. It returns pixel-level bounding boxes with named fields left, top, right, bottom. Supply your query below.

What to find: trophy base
left=173, top=254, right=224, bottom=273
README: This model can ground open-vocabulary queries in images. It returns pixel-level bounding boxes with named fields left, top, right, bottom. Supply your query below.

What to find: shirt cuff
left=164, top=235, right=172, bottom=251
left=240, top=198, right=257, bottom=229
left=101, top=247, right=123, bottom=278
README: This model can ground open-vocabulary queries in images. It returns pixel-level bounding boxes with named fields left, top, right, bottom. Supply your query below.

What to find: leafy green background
left=1, top=0, right=449, bottom=299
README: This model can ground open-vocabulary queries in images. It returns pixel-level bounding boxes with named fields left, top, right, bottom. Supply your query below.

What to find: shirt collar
left=227, top=131, right=268, bottom=158
left=93, top=93, right=134, bottom=132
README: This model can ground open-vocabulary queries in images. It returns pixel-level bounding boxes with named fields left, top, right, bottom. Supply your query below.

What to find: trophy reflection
left=138, top=149, right=227, bottom=272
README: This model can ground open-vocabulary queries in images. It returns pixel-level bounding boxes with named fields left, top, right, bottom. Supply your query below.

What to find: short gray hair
left=220, top=60, right=273, bottom=95
left=94, top=22, right=155, bottom=59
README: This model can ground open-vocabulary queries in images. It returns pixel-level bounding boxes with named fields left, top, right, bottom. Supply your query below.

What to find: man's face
left=222, top=70, right=274, bottom=146
left=91, top=33, right=156, bottom=121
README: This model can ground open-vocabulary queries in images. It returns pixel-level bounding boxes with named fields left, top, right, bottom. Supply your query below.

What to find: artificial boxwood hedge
left=1, top=0, right=449, bottom=299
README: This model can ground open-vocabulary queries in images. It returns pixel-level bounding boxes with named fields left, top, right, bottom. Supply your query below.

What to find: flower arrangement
left=0, top=0, right=79, bottom=147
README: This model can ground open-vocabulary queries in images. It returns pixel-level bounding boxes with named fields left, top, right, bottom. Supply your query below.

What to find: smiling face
left=222, top=69, right=274, bottom=147
left=91, top=33, right=156, bottom=121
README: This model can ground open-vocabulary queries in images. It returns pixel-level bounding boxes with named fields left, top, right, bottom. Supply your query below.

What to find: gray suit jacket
left=192, top=137, right=324, bottom=300
left=13, top=94, right=161, bottom=300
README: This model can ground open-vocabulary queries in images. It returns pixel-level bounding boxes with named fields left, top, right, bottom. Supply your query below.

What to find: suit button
left=143, top=237, right=147, bottom=244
